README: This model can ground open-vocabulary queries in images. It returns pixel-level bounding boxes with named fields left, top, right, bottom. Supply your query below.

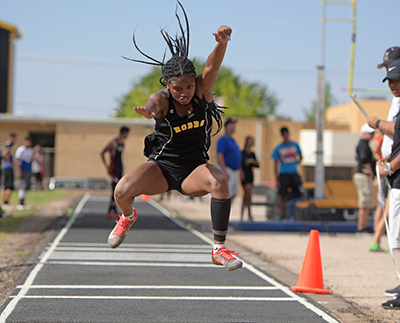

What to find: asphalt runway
left=0, top=194, right=338, bottom=323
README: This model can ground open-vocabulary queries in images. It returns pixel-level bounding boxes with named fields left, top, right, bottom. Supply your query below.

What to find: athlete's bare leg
left=181, top=163, right=229, bottom=199
left=181, top=163, right=229, bottom=246
left=181, top=163, right=243, bottom=271
left=114, top=161, right=169, bottom=216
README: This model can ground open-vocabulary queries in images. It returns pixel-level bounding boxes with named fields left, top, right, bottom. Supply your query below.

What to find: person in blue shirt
left=217, top=118, right=242, bottom=203
left=271, top=127, right=303, bottom=219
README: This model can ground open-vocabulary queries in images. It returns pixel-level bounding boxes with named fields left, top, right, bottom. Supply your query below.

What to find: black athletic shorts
left=3, top=168, right=14, bottom=190
left=278, top=173, right=303, bottom=197
left=150, top=158, right=207, bottom=193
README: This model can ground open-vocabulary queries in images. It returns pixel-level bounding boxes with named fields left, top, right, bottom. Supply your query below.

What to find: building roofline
left=0, top=20, right=24, bottom=39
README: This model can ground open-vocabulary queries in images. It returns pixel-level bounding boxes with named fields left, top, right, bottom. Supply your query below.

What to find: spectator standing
left=15, top=136, right=33, bottom=210
left=367, top=46, right=400, bottom=253
left=240, top=136, right=259, bottom=222
left=1, top=133, right=17, bottom=209
left=100, top=126, right=130, bottom=219
left=31, top=145, right=45, bottom=190
left=353, top=123, right=376, bottom=234
left=376, top=59, right=400, bottom=309
left=216, top=118, right=242, bottom=203
left=271, top=127, right=303, bottom=220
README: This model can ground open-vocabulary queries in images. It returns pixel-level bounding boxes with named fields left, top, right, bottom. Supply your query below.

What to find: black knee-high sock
left=211, top=197, right=231, bottom=242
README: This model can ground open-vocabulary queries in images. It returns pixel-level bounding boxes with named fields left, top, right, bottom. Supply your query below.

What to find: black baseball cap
left=224, top=117, right=237, bottom=127
left=378, top=46, right=400, bottom=69
left=383, top=59, right=400, bottom=82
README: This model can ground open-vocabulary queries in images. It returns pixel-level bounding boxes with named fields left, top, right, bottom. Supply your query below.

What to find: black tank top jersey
left=149, top=94, right=213, bottom=163
left=110, top=139, right=124, bottom=172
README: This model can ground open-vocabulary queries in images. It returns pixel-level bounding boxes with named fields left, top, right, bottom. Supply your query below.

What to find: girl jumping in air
left=107, top=1, right=242, bottom=271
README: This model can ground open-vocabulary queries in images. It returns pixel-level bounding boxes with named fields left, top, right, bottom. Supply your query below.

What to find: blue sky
left=1, top=0, right=400, bottom=121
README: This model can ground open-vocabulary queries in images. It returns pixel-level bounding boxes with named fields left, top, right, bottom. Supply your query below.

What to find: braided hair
left=122, top=1, right=224, bottom=134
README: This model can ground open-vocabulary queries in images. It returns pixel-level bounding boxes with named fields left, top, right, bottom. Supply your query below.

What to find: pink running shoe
left=212, top=247, right=243, bottom=271
left=107, top=208, right=137, bottom=249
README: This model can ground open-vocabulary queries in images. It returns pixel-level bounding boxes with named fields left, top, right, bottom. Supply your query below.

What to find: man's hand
left=367, top=116, right=379, bottom=129
left=378, top=163, right=388, bottom=178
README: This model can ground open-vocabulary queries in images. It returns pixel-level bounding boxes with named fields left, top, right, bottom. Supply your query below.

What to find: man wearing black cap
left=367, top=46, right=400, bottom=143
left=376, top=59, right=400, bottom=309
left=378, top=47, right=400, bottom=70
left=216, top=118, right=242, bottom=203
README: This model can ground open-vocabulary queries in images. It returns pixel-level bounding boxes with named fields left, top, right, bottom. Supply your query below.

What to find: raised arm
left=197, top=25, right=232, bottom=96
left=100, top=139, right=117, bottom=173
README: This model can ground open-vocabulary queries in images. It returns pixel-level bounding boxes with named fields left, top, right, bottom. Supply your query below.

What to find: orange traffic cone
left=140, top=194, right=150, bottom=202
left=291, top=230, right=330, bottom=294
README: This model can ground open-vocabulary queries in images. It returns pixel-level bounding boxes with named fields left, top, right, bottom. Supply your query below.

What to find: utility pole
left=314, top=2, right=327, bottom=199
left=314, top=0, right=356, bottom=199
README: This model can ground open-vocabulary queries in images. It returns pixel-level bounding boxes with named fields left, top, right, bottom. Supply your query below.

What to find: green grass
left=0, top=190, right=74, bottom=234
left=8, top=189, right=71, bottom=207
left=15, top=250, right=31, bottom=257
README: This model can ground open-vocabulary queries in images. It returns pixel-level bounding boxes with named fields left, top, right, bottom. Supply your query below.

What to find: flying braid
left=122, top=0, right=224, bottom=135
left=121, top=1, right=190, bottom=74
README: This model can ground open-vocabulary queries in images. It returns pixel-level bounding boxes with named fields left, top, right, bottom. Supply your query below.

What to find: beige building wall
left=54, top=121, right=153, bottom=178
left=0, top=119, right=56, bottom=144
left=326, top=98, right=391, bottom=132
left=0, top=112, right=352, bottom=186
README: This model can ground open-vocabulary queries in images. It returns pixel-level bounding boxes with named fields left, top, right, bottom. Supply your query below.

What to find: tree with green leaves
left=302, top=82, right=338, bottom=122
left=114, top=61, right=279, bottom=118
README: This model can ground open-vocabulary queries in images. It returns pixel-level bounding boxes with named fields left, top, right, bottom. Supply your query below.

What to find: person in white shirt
left=15, top=137, right=33, bottom=210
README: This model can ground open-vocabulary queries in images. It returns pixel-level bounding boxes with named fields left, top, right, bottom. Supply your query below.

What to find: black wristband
left=375, top=119, right=381, bottom=129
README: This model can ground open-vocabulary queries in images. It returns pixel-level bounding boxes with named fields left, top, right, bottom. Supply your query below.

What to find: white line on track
left=56, top=242, right=211, bottom=249
left=9, top=295, right=295, bottom=302
left=51, top=247, right=210, bottom=253
left=36, top=261, right=221, bottom=267
left=46, top=251, right=211, bottom=262
left=0, top=193, right=91, bottom=323
left=18, top=285, right=280, bottom=290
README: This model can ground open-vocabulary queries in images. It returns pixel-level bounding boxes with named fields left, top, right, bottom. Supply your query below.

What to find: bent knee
left=114, top=179, right=135, bottom=202
left=209, top=168, right=229, bottom=194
